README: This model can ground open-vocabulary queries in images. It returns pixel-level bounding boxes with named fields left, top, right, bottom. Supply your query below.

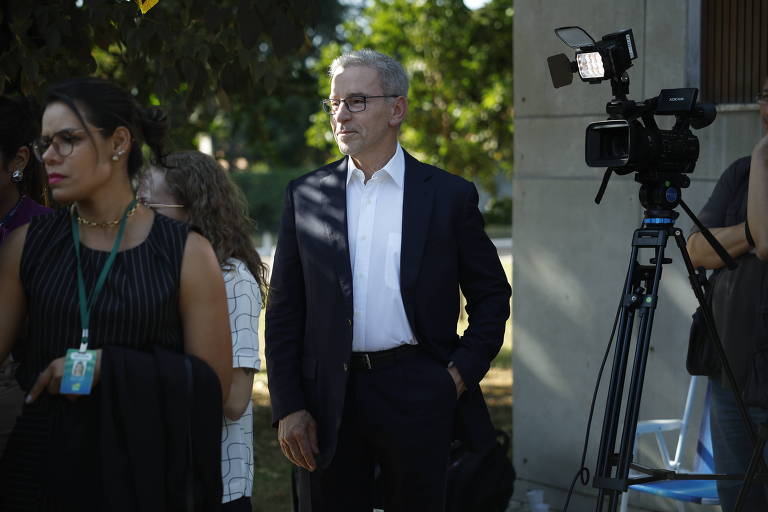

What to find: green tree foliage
left=205, top=67, right=336, bottom=171
left=307, top=0, right=514, bottom=194
left=230, top=167, right=306, bottom=233
left=0, top=0, right=342, bottom=151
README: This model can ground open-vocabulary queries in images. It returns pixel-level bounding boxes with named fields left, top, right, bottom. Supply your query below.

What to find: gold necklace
left=71, top=202, right=138, bottom=228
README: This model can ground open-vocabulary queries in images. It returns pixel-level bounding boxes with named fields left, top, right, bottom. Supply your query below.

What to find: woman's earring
left=10, top=168, right=23, bottom=183
left=112, top=149, right=125, bottom=161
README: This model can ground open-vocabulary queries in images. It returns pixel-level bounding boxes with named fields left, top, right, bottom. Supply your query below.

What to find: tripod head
left=630, top=169, right=737, bottom=269
left=617, top=163, right=737, bottom=270
left=636, top=171, right=689, bottom=212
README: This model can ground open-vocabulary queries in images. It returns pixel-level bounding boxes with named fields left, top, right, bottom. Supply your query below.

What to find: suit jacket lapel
left=321, top=158, right=354, bottom=317
left=400, top=151, right=435, bottom=301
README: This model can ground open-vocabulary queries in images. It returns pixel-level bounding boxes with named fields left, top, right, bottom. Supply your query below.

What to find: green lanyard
left=71, top=200, right=137, bottom=352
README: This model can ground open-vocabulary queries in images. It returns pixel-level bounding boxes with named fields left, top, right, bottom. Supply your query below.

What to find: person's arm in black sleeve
left=449, top=182, right=511, bottom=390
left=687, top=159, right=753, bottom=269
left=265, top=182, right=307, bottom=425
left=265, top=182, right=319, bottom=472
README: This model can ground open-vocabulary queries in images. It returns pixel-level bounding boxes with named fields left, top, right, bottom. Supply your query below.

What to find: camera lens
left=608, top=134, right=628, bottom=159
left=585, top=120, right=631, bottom=167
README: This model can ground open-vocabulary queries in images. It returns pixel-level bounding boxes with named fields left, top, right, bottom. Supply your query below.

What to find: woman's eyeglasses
left=32, top=128, right=101, bottom=162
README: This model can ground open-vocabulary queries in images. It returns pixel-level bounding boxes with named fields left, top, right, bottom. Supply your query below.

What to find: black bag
left=686, top=270, right=722, bottom=377
left=446, top=429, right=516, bottom=512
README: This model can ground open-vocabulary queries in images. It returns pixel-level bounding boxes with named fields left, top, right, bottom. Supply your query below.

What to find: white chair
left=619, top=375, right=719, bottom=512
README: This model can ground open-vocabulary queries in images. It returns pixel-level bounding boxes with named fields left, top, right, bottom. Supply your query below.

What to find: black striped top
left=15, top=209, right=188, bottom=389
left=0, top=209, right=188, bottom=511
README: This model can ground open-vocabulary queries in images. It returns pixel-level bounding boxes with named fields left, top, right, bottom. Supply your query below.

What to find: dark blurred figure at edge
left=0, top=95, right=52, bottom=460
left=686, top=76, right=768, bottom=511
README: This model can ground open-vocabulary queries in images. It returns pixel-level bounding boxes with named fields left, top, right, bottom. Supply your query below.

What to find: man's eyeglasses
left=32, top=128, right=100, bottom=162
left=138, top=197, right=185, bottom=210
left=321, top=95, right=399, bottom=115
left=756, top=92, right=768, bottom=105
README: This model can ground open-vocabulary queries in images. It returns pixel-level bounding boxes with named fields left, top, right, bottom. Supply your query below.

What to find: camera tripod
left=590, top=178, right=768, bottom=512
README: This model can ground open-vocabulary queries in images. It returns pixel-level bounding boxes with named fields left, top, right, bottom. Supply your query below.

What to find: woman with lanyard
left=0, top=95, right=52, bottom=460
left=0, top=78, right=232, bottom=511
left=140, top=150, right=269, bottom=511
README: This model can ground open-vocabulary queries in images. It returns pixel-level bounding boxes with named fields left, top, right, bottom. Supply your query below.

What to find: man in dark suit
left=266, top=49, right=511, bottom=511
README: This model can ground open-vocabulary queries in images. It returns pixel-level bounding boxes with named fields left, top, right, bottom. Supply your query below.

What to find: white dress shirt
left=347, top=144, right=415, bottom=352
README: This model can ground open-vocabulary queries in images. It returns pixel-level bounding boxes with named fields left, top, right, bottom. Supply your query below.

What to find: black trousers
left=296, top=350, right=457, bottom=512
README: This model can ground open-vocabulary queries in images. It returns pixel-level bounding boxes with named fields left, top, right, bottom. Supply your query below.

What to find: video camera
left=547, top=26, right=716, bottom=208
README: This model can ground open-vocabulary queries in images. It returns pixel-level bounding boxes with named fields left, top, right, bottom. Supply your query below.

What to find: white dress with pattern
left=221, top=258, right=262, bottom=504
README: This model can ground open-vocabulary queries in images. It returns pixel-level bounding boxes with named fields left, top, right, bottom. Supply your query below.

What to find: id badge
left=60, top=348, right=97, bottom=395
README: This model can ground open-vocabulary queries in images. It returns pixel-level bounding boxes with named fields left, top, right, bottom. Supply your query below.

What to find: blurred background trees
left=0, top=0, right=513, bottom=235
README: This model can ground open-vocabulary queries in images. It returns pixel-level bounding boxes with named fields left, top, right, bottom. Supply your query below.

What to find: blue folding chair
left=619, top=376, right=719, bottom=512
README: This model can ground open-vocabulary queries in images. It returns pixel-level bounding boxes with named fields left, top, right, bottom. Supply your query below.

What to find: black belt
left=349, top=344, right=419, bottom=370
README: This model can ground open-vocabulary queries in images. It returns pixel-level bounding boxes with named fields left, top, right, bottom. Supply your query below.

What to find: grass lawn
left=250, top=260, right=512, bottom=511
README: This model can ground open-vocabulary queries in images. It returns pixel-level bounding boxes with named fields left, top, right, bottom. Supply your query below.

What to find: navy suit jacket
left=266, top=150, right=511, bottom=468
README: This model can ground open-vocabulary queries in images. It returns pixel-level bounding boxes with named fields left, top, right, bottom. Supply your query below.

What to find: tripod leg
left=595, top=304, right=639, bottom=510
left=598, top=276, right=661, bottom=512
left=609, top=242, right=668, bottom=508
left=594, top=247, right=643, bottom=510
left=594, top=225, right=676, bottom=512
left=616, top=256, right=664, bottom=482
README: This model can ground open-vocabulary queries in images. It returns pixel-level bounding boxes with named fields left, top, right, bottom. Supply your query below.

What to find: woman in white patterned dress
left=139, top=150, right=268, bottom=512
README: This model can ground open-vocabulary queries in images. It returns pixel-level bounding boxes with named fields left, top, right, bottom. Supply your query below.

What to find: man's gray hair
left=329, top=49, right=409, bottom=97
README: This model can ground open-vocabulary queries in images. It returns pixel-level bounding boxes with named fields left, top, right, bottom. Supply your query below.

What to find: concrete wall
left=512, top=1, right=763, bottom=511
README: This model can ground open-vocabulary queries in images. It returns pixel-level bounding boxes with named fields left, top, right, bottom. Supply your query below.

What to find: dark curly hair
left=0, top=95, right=48, bottom=205
left=153, top=150, right=268, bottom=297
